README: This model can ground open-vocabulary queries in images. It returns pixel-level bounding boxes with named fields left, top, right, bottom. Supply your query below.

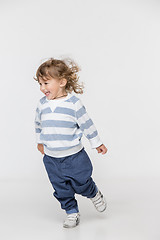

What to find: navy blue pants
left=43, top=148, right=98, bottom=214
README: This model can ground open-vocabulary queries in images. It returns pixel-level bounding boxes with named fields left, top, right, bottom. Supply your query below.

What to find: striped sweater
left=35, top=93, right=103, bottom=157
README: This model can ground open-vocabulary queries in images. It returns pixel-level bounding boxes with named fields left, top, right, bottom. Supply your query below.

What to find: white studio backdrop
left=0, top=0, right=160, bottom=181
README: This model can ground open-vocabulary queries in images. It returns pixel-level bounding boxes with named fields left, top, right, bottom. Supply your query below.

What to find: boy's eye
left=39, top=82, right=48, bottom=86
left=45, top=83, right=48, bottom=85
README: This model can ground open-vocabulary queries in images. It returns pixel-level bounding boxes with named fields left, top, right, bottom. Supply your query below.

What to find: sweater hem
left=44, top=143, right=84, bottom=158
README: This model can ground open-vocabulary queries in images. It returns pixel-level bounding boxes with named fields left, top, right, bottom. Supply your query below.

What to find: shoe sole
left=97, top=204, right=107, bottom=212
left=63, top=218, right=80, bottom=228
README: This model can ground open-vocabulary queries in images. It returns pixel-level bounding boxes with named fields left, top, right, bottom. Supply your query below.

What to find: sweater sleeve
left=75, top=99, right=103, bottom=149
left=34, top=101, right=43, bottom=144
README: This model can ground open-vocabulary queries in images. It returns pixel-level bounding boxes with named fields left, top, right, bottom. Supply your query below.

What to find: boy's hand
left=37, top=144, right=44, bottom=155
left=96, top=144, right=108, bottom=155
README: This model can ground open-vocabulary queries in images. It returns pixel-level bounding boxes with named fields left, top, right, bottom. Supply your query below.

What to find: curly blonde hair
left=34, top=57, right=84, bottom=94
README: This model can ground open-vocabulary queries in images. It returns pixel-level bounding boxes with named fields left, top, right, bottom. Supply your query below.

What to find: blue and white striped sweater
left=35, top=93, right=102, bottom=157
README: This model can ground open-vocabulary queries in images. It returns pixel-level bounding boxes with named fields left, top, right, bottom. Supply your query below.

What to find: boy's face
left=38, top=76, right=66, bottom=100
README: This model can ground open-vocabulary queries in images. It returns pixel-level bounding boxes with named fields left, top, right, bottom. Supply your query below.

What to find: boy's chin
left=46, top=95, right=55, bottom=100
left=45, top=94, right=52, bottom=99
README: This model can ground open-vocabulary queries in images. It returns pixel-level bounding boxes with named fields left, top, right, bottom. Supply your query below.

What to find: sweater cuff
left=89, top=135, right=103, bottom=149
left=36, top=134, right=43, bottom=144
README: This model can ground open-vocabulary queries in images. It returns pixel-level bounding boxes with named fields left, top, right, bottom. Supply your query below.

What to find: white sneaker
left=63, top=212, right=80, bottom=228
left=90, top=190, right=107, bottom=212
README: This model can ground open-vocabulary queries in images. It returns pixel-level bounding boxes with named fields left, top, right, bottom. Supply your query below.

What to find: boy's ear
left=60, top=78, right=67, bottom=87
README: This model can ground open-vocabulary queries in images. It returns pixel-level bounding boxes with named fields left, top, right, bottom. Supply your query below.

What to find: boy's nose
left=41, top=85, right=45, bottom=91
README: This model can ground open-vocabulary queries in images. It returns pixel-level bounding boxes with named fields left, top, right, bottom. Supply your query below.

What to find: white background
left=0, top=0, right=160, bottom=239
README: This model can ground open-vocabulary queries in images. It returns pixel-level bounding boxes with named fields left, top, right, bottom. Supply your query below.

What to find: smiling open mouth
left=45, top=91, right=50, bottom=96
